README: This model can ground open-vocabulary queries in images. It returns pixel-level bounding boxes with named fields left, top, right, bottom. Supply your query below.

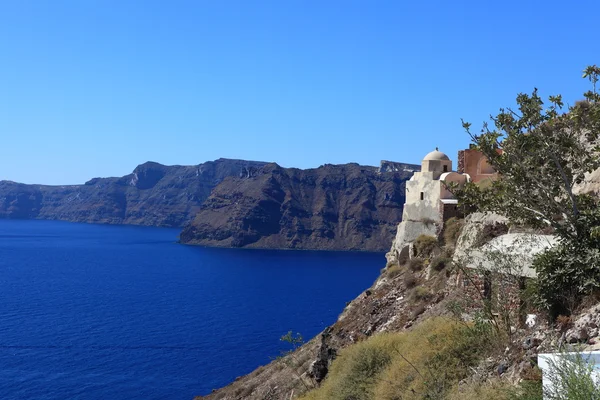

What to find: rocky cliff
left=0, top=159, right=268, bottom=227
left=194, top=212, right=559, bottom=400
left=179, top=162, right=419, bottom=251
left=0, top=159, right=419, bottom=251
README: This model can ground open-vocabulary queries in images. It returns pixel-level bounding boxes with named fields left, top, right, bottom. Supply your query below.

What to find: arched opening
left=477, top=157, right=495, bottom=175
left=420, top=192, right=424, bottom=201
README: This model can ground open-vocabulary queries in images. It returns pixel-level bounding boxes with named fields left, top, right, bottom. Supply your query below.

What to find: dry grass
left=445, top=379, right=514, bottom=400
left=386, top=264, right=403, bottom=279
left=443, top=217, right=464, bottom=249
left=299, top=318, right=498, bottom=400
left=410, top=286, right=432, bottom=302
left=414, top=234, right=438, bottom=257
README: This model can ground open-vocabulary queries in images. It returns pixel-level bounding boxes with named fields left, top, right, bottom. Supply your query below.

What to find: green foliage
left=385, top=264, right=403, bottom=279
left=533, top=242, right=600, bottom=317
left=280, top=331, right=304, bottom=348
left=454, top=66, right=600, bottom=314
left=445, top=379, right=543, bottom=400
left=299, top=333, right=395, bottom=400
left=277, top=331, right=314, bottom=391
left=411, top=286, right=432, bottom=301
left=431, top=256, right=451, bottom=272
left=542, top=351, right=600, bottom=400
left=414, top=234, right=438, bottom=257
left=443, top=217, right=464, bottom=249
left=583, top=65, right=600, bottom=102
left=509, top=380, right=543, bottom=400
left=446, top=379, right=514, bottom=400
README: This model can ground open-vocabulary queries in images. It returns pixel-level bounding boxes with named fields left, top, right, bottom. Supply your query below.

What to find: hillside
left=179, top=161, right=418, bottom=251
left=194, top=213, right=557, bottom=400
left=0, top=159, right=268, bottom=227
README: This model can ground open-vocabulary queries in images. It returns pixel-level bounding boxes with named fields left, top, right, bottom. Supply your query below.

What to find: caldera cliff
left=0, top=159, right=268, bottom=227
left=0, top=159, right=419, bottom=252
left=179, top=161, right=418, bottom=251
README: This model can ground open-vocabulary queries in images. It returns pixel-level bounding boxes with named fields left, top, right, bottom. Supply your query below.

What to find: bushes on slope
left=299, top=318, right=497, bottom=400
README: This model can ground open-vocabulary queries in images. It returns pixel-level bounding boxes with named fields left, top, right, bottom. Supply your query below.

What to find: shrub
left=534, top=244, right=600, bottom=317
left=408, top=257, right=424, bottom=272
left=507, top=380, right=543, bottom=400
left=411, top=286, right=432, bottom=302
left=300, top=318, right=504, bottom=400
left=443, top=217, right=464, bottom=249
left=386, top=264, right=403, bottom=279
left=542, top=351, right=600, bottom=400
left=414, top=234, right=438, bottom=257
left=299, top=333, right=396, bottom=400
left=301, top=318, right=487, bottom=400
left=430, top=256, right=451, bottom=272
left=373, top=319, right=494, bottom=400
left=447, top=379, right=542, bottom=400
left=404, top=272, right=418, bottom=289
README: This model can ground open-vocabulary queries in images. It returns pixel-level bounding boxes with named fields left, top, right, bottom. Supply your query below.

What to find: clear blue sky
left=1, top=0, right=598, bottom=184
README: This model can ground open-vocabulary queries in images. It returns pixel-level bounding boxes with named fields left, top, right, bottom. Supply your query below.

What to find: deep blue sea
left=0, top=220, right=383, bottom=399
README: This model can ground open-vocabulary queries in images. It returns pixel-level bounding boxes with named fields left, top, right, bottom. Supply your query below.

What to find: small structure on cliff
left=405, top=148, right=469, bottom=224
left=388, top=148, right=470, bottom=261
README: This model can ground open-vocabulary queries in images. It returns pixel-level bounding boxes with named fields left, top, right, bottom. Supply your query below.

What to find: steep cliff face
left=0, top=159, right=268, bottom=227
left=179, top=162, right=418, bottom=251
left=195, top=212, right=558, bottom=400
left=194, top=215, right=455, bottom=400
left=0, top=159, right=418, bottom=251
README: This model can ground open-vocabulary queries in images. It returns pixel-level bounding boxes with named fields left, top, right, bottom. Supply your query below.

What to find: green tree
left=542, top=351, right=600, bottom=400
left=454, top=66, right=600, bottom=315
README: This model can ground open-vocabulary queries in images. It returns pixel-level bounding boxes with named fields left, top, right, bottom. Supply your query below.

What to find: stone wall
left=454, top=269, right=527, bottom=323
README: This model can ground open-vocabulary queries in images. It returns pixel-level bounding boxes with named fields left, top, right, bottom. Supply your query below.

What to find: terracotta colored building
left=457, top=147, right=499, bottom=184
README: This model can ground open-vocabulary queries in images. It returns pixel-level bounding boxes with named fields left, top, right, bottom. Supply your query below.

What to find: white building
left=403, top=148, right=469, bottom=226
left=389, top=149, right=469, bottom=257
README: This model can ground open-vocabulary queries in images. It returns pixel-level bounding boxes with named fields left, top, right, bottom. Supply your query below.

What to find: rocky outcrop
left=0, top=158, right=268, bottom=227
left=378, top=160, right=419, bottom=174
left=575, top=167, right=600, bottom=196
left=386, top=219, right=439, bottom=266
left=452, top=212, right=557, bottom=278
left=565, top=303, right=600, bottom=345
left=453, top=212, right=509, bottom=255
left=179, top=162, right=418, bottom=251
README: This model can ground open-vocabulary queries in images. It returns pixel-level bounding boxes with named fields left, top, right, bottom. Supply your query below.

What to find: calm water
left=0, top=220, right=382, bottom=399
